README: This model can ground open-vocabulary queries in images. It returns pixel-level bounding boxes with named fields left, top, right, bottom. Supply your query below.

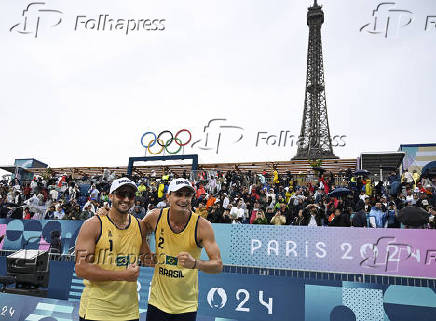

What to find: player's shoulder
left=82, top=215, right=102, bottom=228
left=144, top=207, right=162, bottom=220
left=78, top=215, right=102, bottom=239
left=197, top=215, right=213, bottom=230
left=141, top=207, right=162, bottom=232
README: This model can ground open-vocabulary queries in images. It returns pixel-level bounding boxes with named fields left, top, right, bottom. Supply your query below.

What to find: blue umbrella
left=421, top=161, right=436, bottom=178
left=354, top=169, right=371, bottom=176
left=328, top=187, right=352, bottom=197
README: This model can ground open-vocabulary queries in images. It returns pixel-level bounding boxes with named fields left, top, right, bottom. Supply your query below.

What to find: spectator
left=49, top=186, right=59, bottom=201
left=79, top=205, right=93, bottom=220
left=88, top=184, right=100, bottom=201
left=67, top=204, right=82, bottom=220
left=130, top=200, right=146, bottom=220
left=220, top=208, right=232, bottom=224
left=229, top=200, right=245, bottom=223
left=385, top=202, right=400, bottom=228
left=368, top=202, right=386, bottom=228
left=49, top=230, right=63, bottom=256
left=252, top=210, right=268, bottom=224
left=249, top=201, right=261, bottom=224
left=54, top=205, right=65, bottom=220
left=292, top=209, right=305, bottom=226
left=195, top=202, right=208, bottom=220
left=23, top=207, right=32, bottom=220
left=45, top=205, right=56, bottom=220
left=329, top=208, right=350, bottom=227
left=222, top=193, right=230, bottom=209
left=304, top=204, right=323, bottom=226
left=270, top=210, right=286, bottom=225
left=352, top=200, right=367, bottom=228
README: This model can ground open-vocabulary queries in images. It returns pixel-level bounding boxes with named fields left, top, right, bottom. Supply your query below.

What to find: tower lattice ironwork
left=293, top=0, right=337, bottom=160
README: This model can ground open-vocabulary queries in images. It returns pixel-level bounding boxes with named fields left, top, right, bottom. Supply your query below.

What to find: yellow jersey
left=148, top=207, right=202, bottom=314
left=79, top=214, right=142, bottom=321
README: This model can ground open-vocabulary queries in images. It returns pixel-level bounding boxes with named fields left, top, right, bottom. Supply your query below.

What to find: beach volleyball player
left=75, top=178, right=152, bottom=321
left=142, top=178, right=223, bottom=321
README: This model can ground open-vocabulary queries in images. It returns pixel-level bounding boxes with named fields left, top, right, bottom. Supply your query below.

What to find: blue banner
left=2, top=219, right=436, bottom=278
left=1, top=267, right=435, bottom=321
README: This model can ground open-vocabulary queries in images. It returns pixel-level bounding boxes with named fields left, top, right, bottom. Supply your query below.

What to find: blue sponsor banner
left=1, top=268, right=435, bottom=321
left=0, top=293, right=76, bottom=321
left=2, top=219, right=436, bottom=278
left=198, top=272, right=305, bottom=321
left=226, top=224, right=436, bottom=278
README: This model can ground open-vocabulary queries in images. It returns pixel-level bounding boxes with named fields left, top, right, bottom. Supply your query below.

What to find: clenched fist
left=176, top=252, right=196, bottom=269
left=123, top=264, right=140, bottom=282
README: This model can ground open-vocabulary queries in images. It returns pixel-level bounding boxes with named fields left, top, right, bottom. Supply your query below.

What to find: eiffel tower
left=293, top=0, right=337, bottom=160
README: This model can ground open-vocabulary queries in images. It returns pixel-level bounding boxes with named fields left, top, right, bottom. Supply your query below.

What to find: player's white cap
left=109, top=177, right=137, bottom=194
left=168, top=178, right=195, bottom=193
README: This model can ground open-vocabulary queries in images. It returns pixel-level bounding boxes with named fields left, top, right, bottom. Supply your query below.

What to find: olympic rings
left=165, top=137, right=183, bottom=154
left=147, top=139, right=164, bottom=155
left=157, top=130, right=172, bottom=147
left=141, top=129, right=192, bottom=154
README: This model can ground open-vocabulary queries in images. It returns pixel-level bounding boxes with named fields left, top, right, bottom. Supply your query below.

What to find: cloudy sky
left=0, top=0, right=435, bottom=175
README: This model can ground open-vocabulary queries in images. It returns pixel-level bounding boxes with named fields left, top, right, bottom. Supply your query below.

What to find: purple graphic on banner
left=229, top=225, right=436, bottom=278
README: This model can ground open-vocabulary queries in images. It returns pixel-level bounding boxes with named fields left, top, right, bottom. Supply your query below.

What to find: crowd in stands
left=1, top=166, right=435, bottom=229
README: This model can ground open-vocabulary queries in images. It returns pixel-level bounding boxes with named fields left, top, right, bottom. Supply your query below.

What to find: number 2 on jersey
left=158, top=237, right=164, bottom=249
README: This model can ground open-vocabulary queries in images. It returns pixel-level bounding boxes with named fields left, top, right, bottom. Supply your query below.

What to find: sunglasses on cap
left=114, top=189, right=136, bottom=200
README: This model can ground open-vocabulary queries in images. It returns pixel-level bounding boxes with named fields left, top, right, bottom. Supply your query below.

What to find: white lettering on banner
left=305, top=241, right=309, bottom=258
left=267, top=240, right=279, bottom=256
left=425, top=250, right=436, bottom=265
left=207, top=288, right=227, bottom=309
left=235, top=289, right=250, bottom=312
left=387, top=245, right=400, bottom=263
left=252, top=239, right=334, bottom=259
left=250, top=237, right=428, bottom=273
left=207, top=288, right=274, bottom=316
left=259, top=291, right=273, bottom=315
left=359, top=237, right=424, bottom=273
left=251, top=239, right=262, bottom=255
left=286, top=240, right=298, bottom=257
left=407, top=246, right=420, bottom=263
left=340, top=243, right=353, bottom=260
left=137, top=280, right=141, bottom=302
left=0, top=305, right=15, bottom=317
left=315, top=242, right=327, bottom=258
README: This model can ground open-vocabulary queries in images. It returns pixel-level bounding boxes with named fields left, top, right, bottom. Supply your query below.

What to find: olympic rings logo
left=141, top=130, right=192, bottom=154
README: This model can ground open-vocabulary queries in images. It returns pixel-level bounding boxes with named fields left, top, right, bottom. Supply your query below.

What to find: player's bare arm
left=75, top=217, right=139, bottom=282
left=139, top=208, right=161, bottom=265
left=141, top=208, right=161, bottom=234
left=177, top=217, right=223, bottom=273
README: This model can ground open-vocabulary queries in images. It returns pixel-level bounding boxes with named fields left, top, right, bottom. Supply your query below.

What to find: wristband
left=193, top=259, right=197, bottom=269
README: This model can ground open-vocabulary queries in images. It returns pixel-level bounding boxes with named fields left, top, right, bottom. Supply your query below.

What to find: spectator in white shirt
left=229, top=201, right=245, bottom=223
left=54, top=205, right=65, bottom=219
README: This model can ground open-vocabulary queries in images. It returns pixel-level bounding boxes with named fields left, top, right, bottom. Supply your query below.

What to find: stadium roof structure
left=25, top=158, right=358, bottom=178
left=359, top=152, right=405, bottom=176
left=0, top=165, right=33, bottom=174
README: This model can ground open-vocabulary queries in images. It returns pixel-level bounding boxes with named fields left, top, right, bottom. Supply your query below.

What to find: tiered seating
left=28, top=159, right=357, bottom=178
